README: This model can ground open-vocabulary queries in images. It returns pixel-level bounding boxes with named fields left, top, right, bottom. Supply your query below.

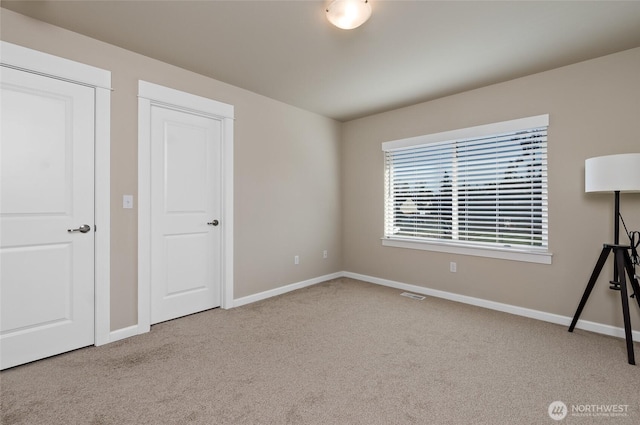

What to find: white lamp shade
left=326, top=0, right=372, bottom=30
left=585, top=153, right=640, bottom=193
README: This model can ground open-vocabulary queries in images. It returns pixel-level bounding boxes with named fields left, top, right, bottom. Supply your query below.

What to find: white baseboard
left=108, top=325, right=141, bottom=343
left=343, top=271, right=640, bottom=343
left=232, top=272, right=343, bottom=308
left=105, top=272, right=344, bottom=343
left=106, top=270, right=639, bottom=345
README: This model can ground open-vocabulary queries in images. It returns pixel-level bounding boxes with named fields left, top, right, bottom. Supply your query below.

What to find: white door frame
left=0, top=41, right=111, bottom=346
left=137, top=81, right=234, bottom=334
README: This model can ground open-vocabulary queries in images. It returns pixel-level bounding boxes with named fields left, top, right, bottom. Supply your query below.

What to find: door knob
left=68, top=224, right=91, bottom=233
left=207, top=220, right=219, bottom=226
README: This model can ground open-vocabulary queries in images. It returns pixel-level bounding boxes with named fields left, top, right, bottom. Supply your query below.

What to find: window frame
left=382, top=115, right=552, bottom=265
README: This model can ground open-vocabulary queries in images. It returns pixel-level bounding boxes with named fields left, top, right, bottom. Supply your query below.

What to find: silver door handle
left=207, top=220, right=219, bottom=226
left=68, top=224, right=91, bottom=233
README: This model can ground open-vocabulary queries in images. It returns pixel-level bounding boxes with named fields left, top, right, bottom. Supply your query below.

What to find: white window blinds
left=383, top=115, right=549, bottom=251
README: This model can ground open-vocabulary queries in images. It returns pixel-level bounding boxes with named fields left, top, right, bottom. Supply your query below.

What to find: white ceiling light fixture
left=326, top=0, right=372, bottom=30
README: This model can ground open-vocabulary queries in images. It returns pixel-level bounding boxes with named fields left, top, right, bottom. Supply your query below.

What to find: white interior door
left=1, top=66, right=95, bottom=370
left=150, top=105, right=222, bottom=324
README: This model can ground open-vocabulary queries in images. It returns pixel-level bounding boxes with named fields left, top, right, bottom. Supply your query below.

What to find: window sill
left=381, top=238, right=552, bottom=264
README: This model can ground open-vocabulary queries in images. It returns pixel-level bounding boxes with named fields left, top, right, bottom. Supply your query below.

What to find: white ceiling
left=3, top=0, right=640, bottom=122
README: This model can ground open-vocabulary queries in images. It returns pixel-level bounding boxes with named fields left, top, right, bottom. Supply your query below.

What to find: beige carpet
left=1, top=277, right=639, bottom=424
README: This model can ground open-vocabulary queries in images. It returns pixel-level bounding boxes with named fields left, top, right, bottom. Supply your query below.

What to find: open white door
left=0, top=67, right=95, bottom=369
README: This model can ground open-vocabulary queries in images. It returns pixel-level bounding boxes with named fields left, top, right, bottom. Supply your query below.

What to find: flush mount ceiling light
left=326, top=0, right=372, bottom=30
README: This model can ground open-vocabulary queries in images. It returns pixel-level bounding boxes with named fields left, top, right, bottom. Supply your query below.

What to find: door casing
left=0, top=41, right=111, bottom=346
left=137, top=81, right=234, bottom=334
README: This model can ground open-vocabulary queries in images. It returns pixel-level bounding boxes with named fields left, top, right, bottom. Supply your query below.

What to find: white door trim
left=0, top=41, right=111, bottom=90
left=0, top=41, right=112, bottom=346
left=138, top=81, right=234, bottom=334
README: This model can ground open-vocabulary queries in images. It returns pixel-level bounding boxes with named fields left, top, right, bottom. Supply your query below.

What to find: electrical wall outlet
left=450, top=262, right=457, bottom=273
left=294, top=255, right=299, bottom=265
left=323, top=250, right=328, bottom=259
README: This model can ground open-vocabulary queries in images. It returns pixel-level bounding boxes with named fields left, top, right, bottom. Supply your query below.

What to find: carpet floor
left=1, top=277, right=639, bottom=424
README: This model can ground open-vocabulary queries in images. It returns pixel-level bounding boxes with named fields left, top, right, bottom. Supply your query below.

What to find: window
left=382, top=115, right=551, bottom=264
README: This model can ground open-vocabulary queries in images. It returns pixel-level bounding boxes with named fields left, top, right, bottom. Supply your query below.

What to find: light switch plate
left=123, top=195, right=134, bottom=209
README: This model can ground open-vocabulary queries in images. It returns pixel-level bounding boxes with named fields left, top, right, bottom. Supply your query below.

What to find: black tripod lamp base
left=568, top=244, right=640, bottom=365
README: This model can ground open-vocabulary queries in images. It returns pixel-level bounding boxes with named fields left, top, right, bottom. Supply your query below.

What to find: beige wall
left=3, top=8, right=640, bottom=335
left=342, top=47, right=640, bottom=330
left=1, top=10, right=343, bottom=330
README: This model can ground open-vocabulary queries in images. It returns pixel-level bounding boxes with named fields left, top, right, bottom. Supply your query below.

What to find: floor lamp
left=569, top=153, right=640, bottom=365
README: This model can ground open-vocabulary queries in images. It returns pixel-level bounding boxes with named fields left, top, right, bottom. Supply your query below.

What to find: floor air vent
left=400, top=292, right=426, bottom=301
